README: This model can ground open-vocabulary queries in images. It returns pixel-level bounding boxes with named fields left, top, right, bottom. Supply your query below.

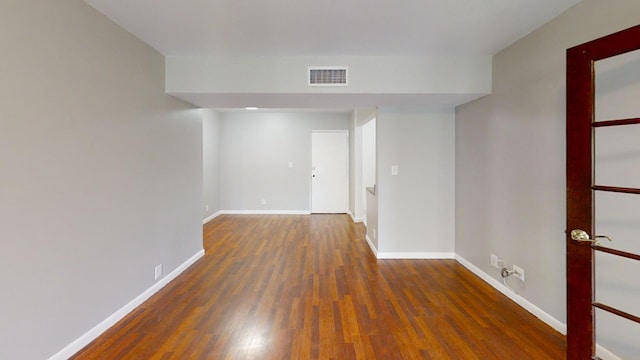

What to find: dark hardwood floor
left=72, top=214, right=566, bottom=359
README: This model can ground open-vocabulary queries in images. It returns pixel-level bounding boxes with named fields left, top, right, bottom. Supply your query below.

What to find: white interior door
left=311, top=131, right=348, bottom=213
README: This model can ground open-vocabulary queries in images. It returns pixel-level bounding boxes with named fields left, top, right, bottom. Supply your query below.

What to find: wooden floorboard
left=72, top=214, right=566, bottom=359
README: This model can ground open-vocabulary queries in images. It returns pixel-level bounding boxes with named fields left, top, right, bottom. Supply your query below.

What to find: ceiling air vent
left=308, top=66, right=348, bottom=87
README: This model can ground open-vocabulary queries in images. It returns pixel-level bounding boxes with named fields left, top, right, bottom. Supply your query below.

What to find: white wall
left=166, top=55, right=491, bottom=95
left=203, top=109, right=221, bottom=220
left=376, top=108, right=455, bottom=257
left=218, top=111, right=351, bottom=212
left=455, top=0, right=640, bottom=357
left=0, top=1, right=203, bottom=359
left=166, top=55, right=492, bottom=109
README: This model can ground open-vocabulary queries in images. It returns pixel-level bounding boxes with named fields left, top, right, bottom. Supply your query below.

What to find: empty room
left=2, top=0, right=639, bottom=359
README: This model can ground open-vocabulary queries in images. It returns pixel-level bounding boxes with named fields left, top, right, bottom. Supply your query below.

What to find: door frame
left=566, top=24, right=640, bottom=359
left=310, top=130, right=349, bottom=214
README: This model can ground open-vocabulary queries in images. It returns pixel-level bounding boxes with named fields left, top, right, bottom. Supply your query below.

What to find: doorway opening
left=362, top=117, right=376, bottom=225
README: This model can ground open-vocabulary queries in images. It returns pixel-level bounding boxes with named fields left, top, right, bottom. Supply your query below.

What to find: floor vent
left=308, top=67, right=348, bottom=86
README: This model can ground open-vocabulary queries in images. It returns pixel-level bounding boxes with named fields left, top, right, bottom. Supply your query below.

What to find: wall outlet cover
left=513, top=264, right=525, bottom=282
left=154, top=264, right=163, bottom=281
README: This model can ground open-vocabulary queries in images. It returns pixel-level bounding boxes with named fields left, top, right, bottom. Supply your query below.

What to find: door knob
left=570, top=229, right=612, bottom=246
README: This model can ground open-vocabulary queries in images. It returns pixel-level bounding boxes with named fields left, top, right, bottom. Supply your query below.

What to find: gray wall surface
left=0, top=1, right=203, bottom=359
left=377, top=109, right=455, bottom=255
left=349, top=112, right=357, bottom=219
left=203, top=109, right=221, bottom=219
left=219, top=111, right=351, bottom=211
left=366, top=190, right=378, bottom=249
left=455, top=0, right=640, bottom=357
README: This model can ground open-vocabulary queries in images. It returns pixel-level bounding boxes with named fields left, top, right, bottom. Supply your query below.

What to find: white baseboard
left=454, top=254, right=567, bottom=334
left=455, top=255, right=625, bottom=358
left=597, top=345, right=623, bottom=360
left=377, top=252, right=455, bottom=259
left=48, top=249, right=205, bottom=360
left=219, top=210, right=311, bottom=215
left=365, top=235, right=377, bottom=256
left=347, top=210, right=363, bottom=223
left=203, top=211, right=222, bottom=224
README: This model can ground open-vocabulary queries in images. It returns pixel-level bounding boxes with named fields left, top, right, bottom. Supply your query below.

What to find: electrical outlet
left=373, top=228, right=377, bottom=239
left=490, top=253, right=498, bottom=268
left=261, top=199, right=266, bottom=205
left=513, top=264, right=525, bottom=282
left=154, top=264, right=163, bottom=281
left=205, top=205, right=209, bottom=212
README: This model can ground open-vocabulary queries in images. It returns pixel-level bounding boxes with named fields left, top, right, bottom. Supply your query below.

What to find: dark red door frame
left=566, top=24, right=640, bottom=360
